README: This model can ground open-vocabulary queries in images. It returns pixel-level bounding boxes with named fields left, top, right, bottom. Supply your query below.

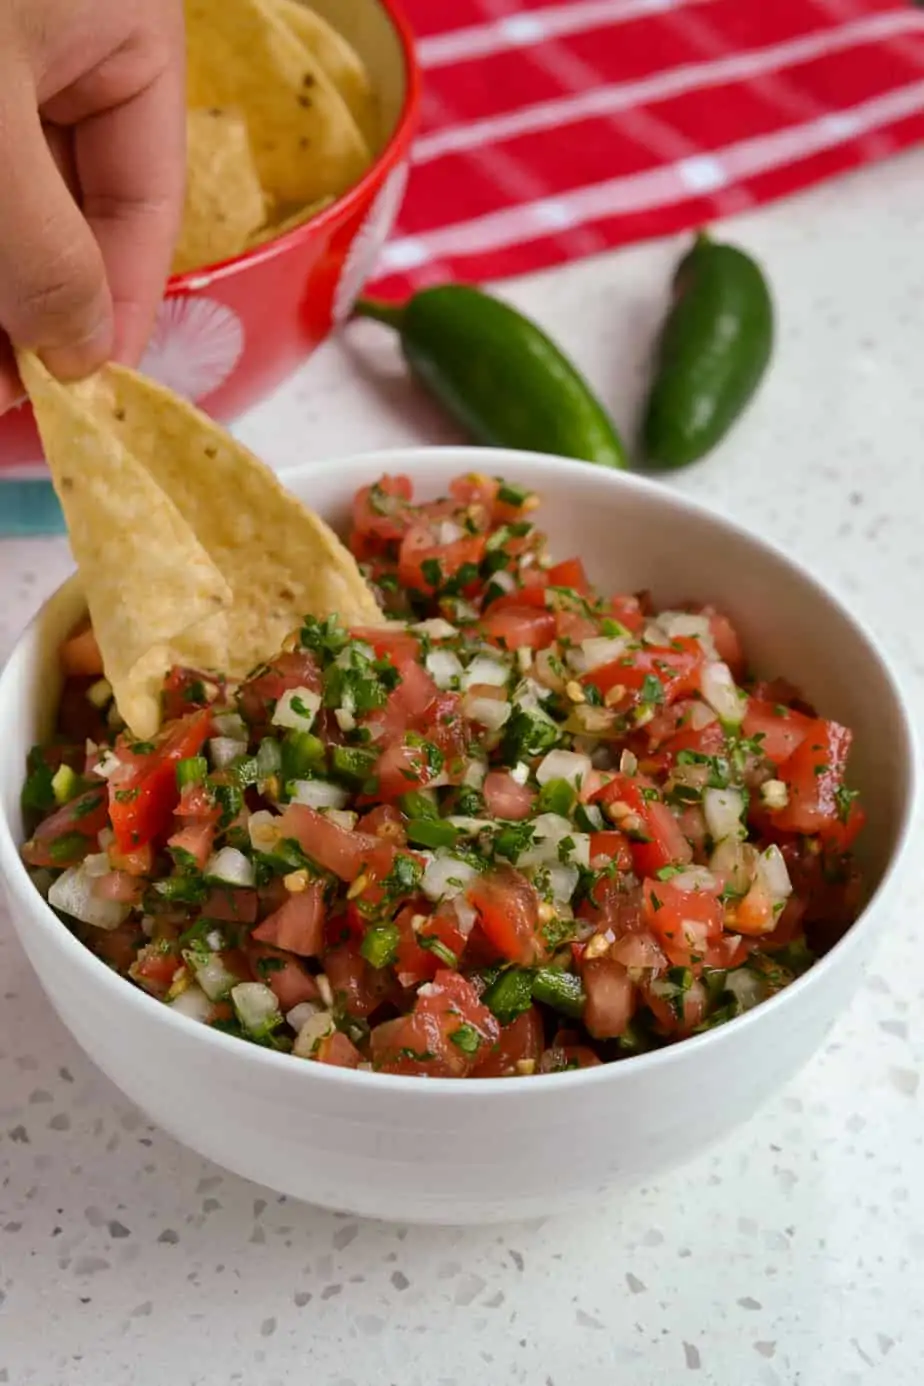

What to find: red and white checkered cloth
left=369, top=0, right=924, bottom=298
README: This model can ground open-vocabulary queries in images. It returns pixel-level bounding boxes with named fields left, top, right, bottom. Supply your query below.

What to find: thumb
left=0, top=74, right=113, bottom=380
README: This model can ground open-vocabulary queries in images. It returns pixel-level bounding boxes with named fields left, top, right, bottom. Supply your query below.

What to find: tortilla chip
left=17, top=352, right=232, bottom=738
left=265, top=0, right=380, bottom=147
left=49, top=363, right=384, bottom=681
left=173, top=108, right=267, bottom=275
left=245, top=195, right=334, bottom=249
left=185, top=0, right=372, bottom=207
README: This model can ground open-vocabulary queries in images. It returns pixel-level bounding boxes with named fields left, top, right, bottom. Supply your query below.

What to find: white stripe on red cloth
left=380, top=77, right=924, bottom=271
left=412, top=6, right=924, bottom=165
left=417, top=0, right=715, bottom=68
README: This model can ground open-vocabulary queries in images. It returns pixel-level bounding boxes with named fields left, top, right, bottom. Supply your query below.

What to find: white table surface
left=1, top=151, right=922, bottom=1386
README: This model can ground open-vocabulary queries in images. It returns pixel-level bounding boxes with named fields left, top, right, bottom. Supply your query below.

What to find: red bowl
left=0, top=0, right=420, bottom=476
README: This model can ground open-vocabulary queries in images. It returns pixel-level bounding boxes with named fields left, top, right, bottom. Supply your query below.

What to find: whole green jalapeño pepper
left=642, top=231, right=774, bottom=469
left=354, top=285, right=628, bottom=469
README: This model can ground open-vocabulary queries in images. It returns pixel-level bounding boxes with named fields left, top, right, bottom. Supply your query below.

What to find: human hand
left=0, top=0, right=185, bottom=412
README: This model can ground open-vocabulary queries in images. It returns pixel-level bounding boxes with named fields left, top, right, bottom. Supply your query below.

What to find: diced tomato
left=742, top=698, right=813, bottom=766
left=482, top=603, right=557, bottom=651
left=398, top=525, right=486, bottom=595
left=372, top=970, right=499, bottom=1076
left=167, top=821, right=215, bottom=870
left=246, top=945, right=320, bottom=1012
left=59, top=620, right=103, bottom=678
left=642, top=975, right=709, bottom=1036
left=324, top=941, right=394, bottom=1018
left=351, top=628, right=421, bottom=674
left=822, top=799, right=866, bottom=854
left=394, top=905, right=467, bottom=987
left=201, top=887, right=258, bottom=924
left=473, top=1006, right=544, bottom=1078
left=108, top=710, right=212, bottom=854
left=162, top=667, right=224, bottom=722
left=539, top=1041, right=602, bottom=1072
left=554, top=608, right=598, bottom=644
left=373, top=662, right=438, bottom=739
left=373, top=740, right=439, bottom=801
left=351, top=474, right=414, bottom=549
left=251, top=882, right=326, bottom=957
left=92, top=870, right=144, bottom=905
left=581, top=957, right=636, bottom=1040
left=314, top=1032, right=362, bottom=1068
left=607, top=594, right=647, bottom=633
left=588, top=830, right=633, bottom=871
left=238, top=652, right=322, bottom=729
left=593, top=774, right=693, bottom=875
left=130, top=944, right=182, bottom=997
left=700, top=606, right=745, bottom=676
left=730, top=883, right=776, bottom=937
left=357, top=804, right=407, bottom=844
left=585, top=638, right=703, bottom=705
left=642, top=876, right=724, bottom=968
left=107, top=841, right=153, bottom=877
left=483, top=770, right=535, bottom=821
left=414, top=692, right=469, bottom=771
left=21, top=788, right=109, bottom=867
left=772, top=719, right=853, bottom=836
left=277, top=803, right=394, bottom=882
left=546, top=558, right=590, bottom=594
left=89, top=921, right=143, bottom=973
left=660, top=717, right=727, bottom=763
left=468, top=866, right=544, bottom=966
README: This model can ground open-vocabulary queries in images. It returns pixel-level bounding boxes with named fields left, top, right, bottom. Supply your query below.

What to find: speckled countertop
left=1, top=152, right=923, bottom=1386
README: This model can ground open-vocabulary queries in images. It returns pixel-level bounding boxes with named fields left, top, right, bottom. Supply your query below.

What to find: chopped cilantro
left=449, top=1022, right=482, bottom=1054
left=299, top=615, right=349, bottom=661
left=639, top=674, right=665, bottom=705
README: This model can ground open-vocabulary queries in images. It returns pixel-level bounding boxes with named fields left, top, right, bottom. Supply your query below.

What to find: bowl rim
left=168, top=0, right=422, bottom=289
left=0, top=445, right=918, bottom=1100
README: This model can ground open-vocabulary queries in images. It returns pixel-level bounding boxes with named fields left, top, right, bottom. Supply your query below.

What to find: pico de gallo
left=20, top=473, right=865, bottom=1079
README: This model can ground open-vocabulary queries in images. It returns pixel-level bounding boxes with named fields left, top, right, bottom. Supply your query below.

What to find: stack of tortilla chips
left=174, top=0, right=379, bottom=275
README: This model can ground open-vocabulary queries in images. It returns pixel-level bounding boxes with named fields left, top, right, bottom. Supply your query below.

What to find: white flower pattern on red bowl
left=139, top=296, right=245, bottom=402
left=332, top=162, right=410, bottom=325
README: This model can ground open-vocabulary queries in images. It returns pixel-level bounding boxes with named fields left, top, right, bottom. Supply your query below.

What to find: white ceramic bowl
left=0, top=449, right=916, bottom=1225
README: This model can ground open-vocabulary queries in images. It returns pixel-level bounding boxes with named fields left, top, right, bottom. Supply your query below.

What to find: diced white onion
left=660, top=612, right=713, bottom=644
left=461, top=655, right=509, bottom=691
left=536, top=748, right=592, bottom=788
left=82, top=852, right=111, bottom=878
left=724, top=968, right=768, bottom=1012
left=489, top=569, right=517, bottom=595
left=703, top=786, right=746, bottom=842
left=437, top=519, right=465, bottom=545
left=510, top=762, right=530, bottom=786
left=517, top=814, right=590, bottom=869
left=463, top=759, right=488, bottom=789
left=756, top=844, right=792, bottom=902
left=451, top=895, right=478, bottom=937
left=689, top=701, right=718, bottom=730
left=231, top=982, right=281, bottom=1035
left=271, top=687, right=321, bottom=733
left=426, top=648, right=463, bottom=690
left=513, top=678, right=552, bottom=708
left=760, top=779, right=789, bottom=811
left=422, top=852, right=480, bottom=902
left=546, top=863, right=579, bottom=904
left=92, top=749, right=123, bottom=780
left=286, top=1000, right=321, bottom=1032
left=209, top=736, right=247, bottom=769
left=463, top=694, right=511, bottom=730
left=289, top=779, right=350, bottom=810
left=447, top=816, right=494, bottom=836
left=169, top=985, right=213, bottom=1023
left=334, top=708, right=356, bottom=732
left=213, top=711, right=247, bottom=740
left=97, top=827, right=114, bottom=851
left=205, top=847, right=255, bottom=888
left=701, top=662, right=745, bottom=725
left=192, top=954, right=239, bottom=1002
left=534, top=648, right=565, bottom=691
left=709, top=838, right=756, bottom=895
left=248, top=809, right=281, bottom=853
left=619, top=749, right=638, bottom=776
left=413, top=618, right=457, bottom=639
left=579, top=803, right=605, bottom=831
left=48, top=865, right=131, bottom=931
left=578, top=636, right=627, bottom=672
left=294, top=1010, right=335, bottom=1058
left=668, top=866, right=719, bottom=895
left=325, top=809, right=358, bottom=831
